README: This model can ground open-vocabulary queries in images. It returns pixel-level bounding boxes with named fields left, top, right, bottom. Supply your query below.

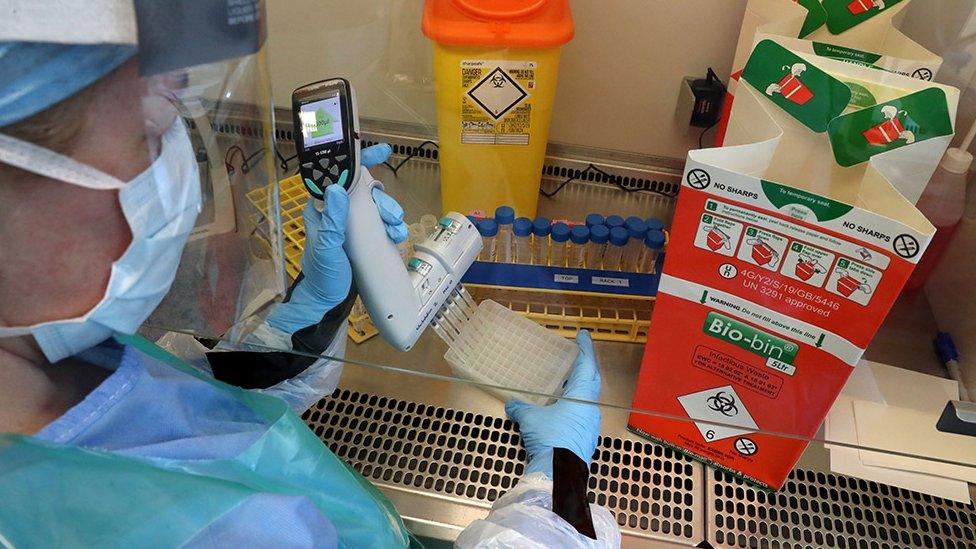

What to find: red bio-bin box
left=629, top=159, right=931, bottom=490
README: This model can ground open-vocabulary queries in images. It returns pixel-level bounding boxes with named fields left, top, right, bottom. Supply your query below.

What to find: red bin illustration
left=848, top=0, right=884, bottom=15
left=748, top=238, right=779, bottom=268
left=863, top=105, right=916, bottom=146
left=835, top=269, right=873, bottom=297
left=706, top=227, right=731, bottom=251
left=766, top=63, right=813, bottom=106
left=795, top=258, right=823, bottom=281
left=863, top=117, right=905, bottom=145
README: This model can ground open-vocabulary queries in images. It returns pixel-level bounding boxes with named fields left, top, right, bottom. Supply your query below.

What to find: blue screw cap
left=605, top=215, right=625, bottom=229
left=495, top=205, right=515, bottom=225
left=513, top=217, right=533, bottom=237
left=590, top=224, right=610, bottom=244
left=625, top=216, right=648, bottom=239
left=585, top=213, right=605, bottom=228
left=645, top=229, right=665, bottom=249
left=478, top=218, right=499, bottom=237
left=645, top=218, right=665, bottom=231
left=551, top=222, right=571, bottom=242
left=609, top=226, right=629, bottom=246
left=570, top=225, right=590, bottom=244
left=532, top=217, right=552, bottom=236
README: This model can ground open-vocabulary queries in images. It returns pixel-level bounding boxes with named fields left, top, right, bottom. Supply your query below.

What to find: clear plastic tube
left=639, top=248, right=660, bottom=273
left=513, top=217, right=534, bottom=264
left=549, top=222, right=571, bottom=267
left=603, top=246, right=624, bottom=271
left=622, top=217, right=648, bottom=272
left=604, top=227, right=629, bottom=271
left=587, top=225, right=610, bottom=270
left=495, top=206, right=515, bottom=264
left=569, top=225, right=590, bottom=268
left=640, top=230, right=666, bottom=274
left=478, top=219, right=499, bottom=262
left=531, top=217, right=551, bottom=266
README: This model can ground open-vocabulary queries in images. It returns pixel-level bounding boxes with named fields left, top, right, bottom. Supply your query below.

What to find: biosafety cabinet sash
left=628, top=39, right=957, bottom=490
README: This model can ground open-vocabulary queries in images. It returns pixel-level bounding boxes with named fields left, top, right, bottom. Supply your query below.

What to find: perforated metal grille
left=708, top=468, right=976, bottom=549
left=301, top=388, right=703, bottom=543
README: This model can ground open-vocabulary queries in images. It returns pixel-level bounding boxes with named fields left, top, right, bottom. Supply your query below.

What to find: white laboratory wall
left=265, top=0, right=747, bottom=160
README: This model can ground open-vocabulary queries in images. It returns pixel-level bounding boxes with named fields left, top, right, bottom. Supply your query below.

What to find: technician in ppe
left=0, top=2, right=619, bottom=547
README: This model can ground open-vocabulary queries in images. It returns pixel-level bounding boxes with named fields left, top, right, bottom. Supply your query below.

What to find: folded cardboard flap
left=733, top=0, right=939, bottom=83
left=857, top=166, right=935, bottom=235
left=727, top=39, right=957, bottom=221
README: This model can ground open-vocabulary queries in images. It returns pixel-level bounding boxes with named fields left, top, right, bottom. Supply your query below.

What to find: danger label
left=692, top=345, right=784, bottom=399
left=461, top=60, right=535, bottom=145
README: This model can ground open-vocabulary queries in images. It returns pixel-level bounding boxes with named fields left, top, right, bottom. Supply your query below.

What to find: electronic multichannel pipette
left=292, top=78, right=482, bottom=351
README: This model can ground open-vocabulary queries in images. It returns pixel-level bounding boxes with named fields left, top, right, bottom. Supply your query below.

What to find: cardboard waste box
left=628, top=38, right=958, bottom=490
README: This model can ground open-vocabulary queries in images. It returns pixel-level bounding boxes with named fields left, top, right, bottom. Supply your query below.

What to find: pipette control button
left=303, top=178, right=322, bottom=196
left=312, top=168, right=324, bottom=180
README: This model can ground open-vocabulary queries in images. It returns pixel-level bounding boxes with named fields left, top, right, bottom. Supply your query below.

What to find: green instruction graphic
left=761, top=180, right=854, bottom=221
left=310, top=108, right=334, bottom=138
left=812, top=43, right=882, bottom=66
left=827, top=87, right=952, bottom=167
left=797, top=0, right=828, bottom=38
left=742, top=40, right=852, bottom=133
left=822, top=0, right=906, bottom=35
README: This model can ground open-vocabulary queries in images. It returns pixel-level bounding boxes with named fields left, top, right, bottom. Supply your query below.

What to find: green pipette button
left=303, top=177, right=322, bottom=196
left=408, top=258, right=423, bottom=270
left=439, top=217, right=453, bottom=228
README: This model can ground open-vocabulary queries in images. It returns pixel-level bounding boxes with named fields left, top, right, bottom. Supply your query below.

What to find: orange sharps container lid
left=422, top=0, right=574, bottom=49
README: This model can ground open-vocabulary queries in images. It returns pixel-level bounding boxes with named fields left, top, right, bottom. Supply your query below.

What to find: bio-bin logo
left=703, top=312, right=798, bottom=365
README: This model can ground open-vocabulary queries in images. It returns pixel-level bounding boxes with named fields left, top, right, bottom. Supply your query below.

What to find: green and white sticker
left=797, top=0, right=828, bottom=38
left=822, top=0, right=906, bottom=35
left=827, top=87, right=953, bottom=167
left=742, top=40, right=852, bottom=133
left=704, top=312, right=799, bottom=365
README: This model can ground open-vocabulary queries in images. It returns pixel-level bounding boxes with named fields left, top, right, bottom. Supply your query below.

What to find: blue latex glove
left=266, top=144, right=408, bottom=335
left=505, top=330, right=602, bottom=477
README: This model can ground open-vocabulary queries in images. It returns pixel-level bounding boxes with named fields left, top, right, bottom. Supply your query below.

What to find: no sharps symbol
left=863, top=105, right=917, bottom=146
left=766, top=63, right=813, bottom=105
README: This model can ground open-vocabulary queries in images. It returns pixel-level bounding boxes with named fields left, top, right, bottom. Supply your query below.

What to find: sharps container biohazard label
left=460, top=60, right=535, bottom=145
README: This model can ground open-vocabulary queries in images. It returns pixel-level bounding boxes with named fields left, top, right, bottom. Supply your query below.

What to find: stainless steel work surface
left=304, top=385, right=703, bottom=546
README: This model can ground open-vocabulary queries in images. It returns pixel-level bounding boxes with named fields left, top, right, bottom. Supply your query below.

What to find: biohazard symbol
left=706, top=391, right=739, bottom=417
left=491, top=74, right=506, bottom=88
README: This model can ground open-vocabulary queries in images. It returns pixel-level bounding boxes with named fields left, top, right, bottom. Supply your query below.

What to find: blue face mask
left=0, top=119, right=202, bottom=362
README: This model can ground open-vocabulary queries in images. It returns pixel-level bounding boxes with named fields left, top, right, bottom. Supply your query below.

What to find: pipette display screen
left=298, top=93, right=344, bottom=149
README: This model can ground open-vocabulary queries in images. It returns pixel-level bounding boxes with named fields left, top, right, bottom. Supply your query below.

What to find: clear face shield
left=0, top=2, right=284, bottom=362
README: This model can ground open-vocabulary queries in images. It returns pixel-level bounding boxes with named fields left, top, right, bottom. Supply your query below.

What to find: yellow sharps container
left=422, top=0, right=574, bottom=217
